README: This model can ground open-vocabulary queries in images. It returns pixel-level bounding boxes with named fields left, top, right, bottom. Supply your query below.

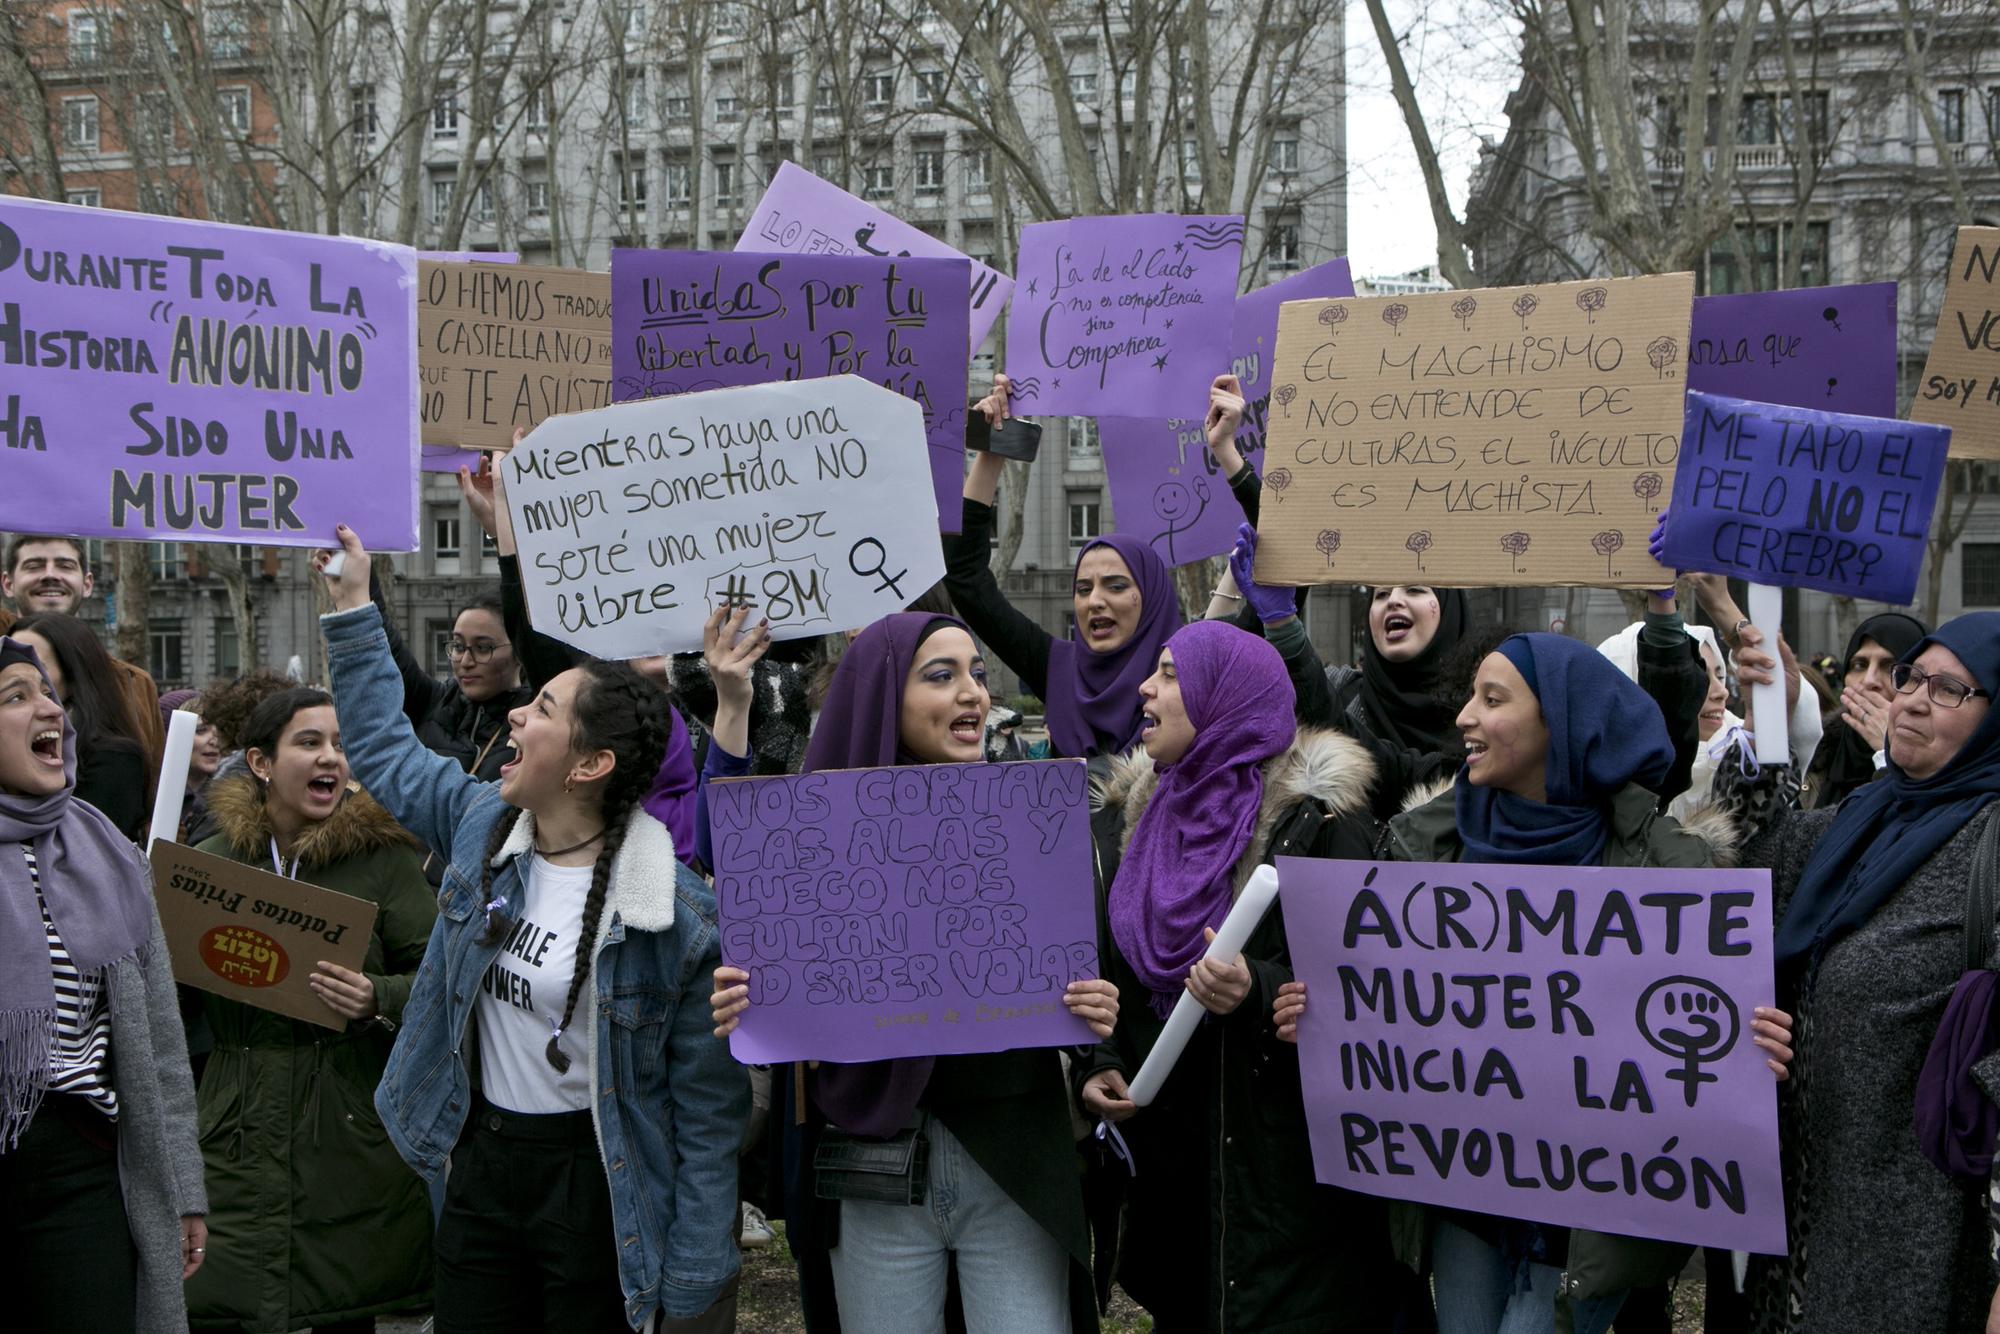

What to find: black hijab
left=1820, top=612, right=1928, bottom=801
left=1357, top=587, right=1470, bottom=754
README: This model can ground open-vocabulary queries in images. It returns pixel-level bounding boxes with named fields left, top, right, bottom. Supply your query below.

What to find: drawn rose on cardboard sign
left=1405, top=530, right=1433, bottom=571
left=1500, top=531, right=1531, bottom=573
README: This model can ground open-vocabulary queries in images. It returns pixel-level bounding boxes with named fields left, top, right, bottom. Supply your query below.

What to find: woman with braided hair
left=314, top=526, right=748, bottom=1333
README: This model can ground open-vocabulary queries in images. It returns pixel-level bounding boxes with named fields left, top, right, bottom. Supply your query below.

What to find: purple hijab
left=803, top=613, right=970, bottom=1136
left=1044, top=533, right=1181, bottom=759
left=640, top=705, right=699, bottom=866
left=1108, top=621, right=1296, bottom=1017
left=0, top=639, right=155, bottom=1149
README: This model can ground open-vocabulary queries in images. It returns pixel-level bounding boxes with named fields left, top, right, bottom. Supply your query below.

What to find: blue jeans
left=829, top=1119, right=1070, bottom=1334
left=1431, top=1217, right=1561, bottom=1334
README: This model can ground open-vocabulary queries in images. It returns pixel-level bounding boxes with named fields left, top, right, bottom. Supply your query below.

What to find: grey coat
left=107, top=902, right=209, bottom=1333
left=1746, top=804, right=1998, bottom=1333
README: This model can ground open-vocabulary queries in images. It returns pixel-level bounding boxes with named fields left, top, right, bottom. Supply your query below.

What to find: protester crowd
left=2, top=353, right=1998, bottom=1334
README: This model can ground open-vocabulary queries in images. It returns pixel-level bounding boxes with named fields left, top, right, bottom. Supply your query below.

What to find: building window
left=474, top=181, right=495, bottom=222
left=863, top=72, right=894, bottom=109
left=206, top=6, right=248, bottom=60
left=148, top=542, right=182, bottom=581
left=620, top=163, right=648, bottom=213
left=1069, top=418, right=1100, bottom=457
left=351, top=83, right=377, bottom=146
left=713, top=1, right=745, bottom=34
left=65, top=188, right=102, bottom=208
left=1705, top=220, right=1828, bottom=294
left=1069, top=64, right=1098, bottom=101
left=715, top=94, right=740, bottom=123
left=862, top=162, right=893, bottom=199
left=1270, top=132, right=1300, bottom=175
left=1068, top=493, right=1102, bottom=555
left=622, top=72, right=647, bottom=127
left=213, top=618, right=241, bottom=678
left=813, top=152, right=841, bottom=183
left=1965, top=544, right=2000, bottom=606
left=1180, top=138, right=1201, bottom=183
left=915, top=142, right=945, bottom=194
left=665, top=160, right=692, bottom=204
left=773, top=62, right=796, bottom=115
left=68, top=13, right=103, bottom=65
left=665, top=94, right=691, bottom=124
left=1940, top=88, right=1967, bottom=143
left=525, top=178, right=550, bottom=217
left=218, top=88, right=251, bottom=135
left=150, top=621, right=187, bottom=686
left=142, top=182, right=179, bottom=215
left=525, top=88, right=547, bottom=130
left=1988, top=87, right=2000, bottom=143
left=433, top=91, right=460, bottom=139
left=430, top=177, right=456, bottom=224
left=428, top=622, right=455, bottom=675
left=713, top=157, right=738, bottom=206
left=915, top=70, right=946, bottom=107
left=432, top=509, right=462, bottom=559
left=814, top=80, right=839, bottom=113
left=64, top=97, right=99, bottom=150
left=1269, top=220, right=1302, bottom=273
left=964, top=149, right=991, bottom=195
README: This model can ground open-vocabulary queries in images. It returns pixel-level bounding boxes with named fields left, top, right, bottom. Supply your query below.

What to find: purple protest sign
left=0, top=197, right=419, bottom=550
left=1100, top=259, right=1354, bottom=565
left=1690, top=282, right=1897, bottom=417
left=737, top=162, right=1012, bottom=353
left=1280, top=856, right=1785, bottom=1255
left=710, top=760, right=1099, bottom=1064
left=419, top=251, right=519, bottom=264
left=1005, top=215, right=1243, bottom=420
left=421, top=445, right=486, bottom=474
left=1660, top=389, right=1947, bottom=604
left=610, top=249, right=970, bottom=531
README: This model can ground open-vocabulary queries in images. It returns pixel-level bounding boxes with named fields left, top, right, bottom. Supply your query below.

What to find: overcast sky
left=1340, top=5, right=1517, bottom=279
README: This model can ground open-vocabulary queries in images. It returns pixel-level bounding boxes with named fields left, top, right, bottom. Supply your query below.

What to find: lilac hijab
left=1045, top=533, right=1181, bottom=759
left=640, top=705, right=699, bottom=867
left=1109, top=621, right=1296, bottom=1017
left=0, top=639, right=155, bottom=1149
left=804, top=613, right=971, bottom=1136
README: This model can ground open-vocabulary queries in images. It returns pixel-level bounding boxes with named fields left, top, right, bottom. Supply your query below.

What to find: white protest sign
left=501, top=375, right=943, bottom=658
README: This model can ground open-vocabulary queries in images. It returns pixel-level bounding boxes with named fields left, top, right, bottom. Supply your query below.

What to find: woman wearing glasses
left=369, top=579, right=532, bottom=788
left=1735, top=613, right=2000, bottom=1333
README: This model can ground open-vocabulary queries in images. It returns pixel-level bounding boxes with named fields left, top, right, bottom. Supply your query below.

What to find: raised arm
left=318, top=527, right=490, bottom=852
left=369, top=563, right=446, bottom=726
left=944, top=375, right=1056, bottom=696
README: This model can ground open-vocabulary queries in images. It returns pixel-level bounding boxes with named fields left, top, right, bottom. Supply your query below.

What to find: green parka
left=184, top=774, right=437, bottom=1332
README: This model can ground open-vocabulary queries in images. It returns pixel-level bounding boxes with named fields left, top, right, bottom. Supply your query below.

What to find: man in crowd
left=1, top=534, right=166, bottom=773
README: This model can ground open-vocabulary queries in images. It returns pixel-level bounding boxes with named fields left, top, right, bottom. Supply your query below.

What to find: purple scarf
left=1109, top=622, right=1296, bottom=1017
left=1916, top=968, right=2000, bottom=1179
left=0, top=639, right=154, bottom=1149
left=1044, top=533, right=1181, bottom=759
left=640, top=706, right=699, bottom=866
left=802, top=613, right=968, bottom=1137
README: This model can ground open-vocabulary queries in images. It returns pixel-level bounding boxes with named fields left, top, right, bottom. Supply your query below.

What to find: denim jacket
left=324, top=603, right=747, bottom=1326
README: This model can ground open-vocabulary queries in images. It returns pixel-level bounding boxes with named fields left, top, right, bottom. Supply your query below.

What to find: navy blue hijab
left=1455, top=633, right=1676, bottom=866
left=1776, top=612, right=2000, bottom=976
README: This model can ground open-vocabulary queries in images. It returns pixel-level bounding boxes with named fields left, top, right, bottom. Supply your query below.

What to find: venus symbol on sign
left=848, top=538, right=907, bottom=598
left=1636, top=976, right=1739, bottom=1109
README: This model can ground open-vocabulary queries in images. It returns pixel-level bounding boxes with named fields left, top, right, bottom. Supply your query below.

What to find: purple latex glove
left=1229, top=523, right=1296, bottom=624
left=1648, top=509, right=1669, bottom=566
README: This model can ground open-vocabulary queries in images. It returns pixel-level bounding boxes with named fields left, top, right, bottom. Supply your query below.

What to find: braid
left=473, top=806, right=525, bottom=947
left=543, top=662, right=673, bottom=1073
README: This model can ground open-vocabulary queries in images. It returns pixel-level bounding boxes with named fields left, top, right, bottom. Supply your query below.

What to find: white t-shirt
left=476, top=854, right=595, bottom=1114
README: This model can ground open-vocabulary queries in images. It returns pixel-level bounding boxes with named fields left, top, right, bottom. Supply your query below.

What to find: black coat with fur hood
left=1078, top=727, right=1410, bottom=1334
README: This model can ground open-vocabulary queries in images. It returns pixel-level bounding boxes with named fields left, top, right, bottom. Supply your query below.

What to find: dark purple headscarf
left=641, top=705, right=699, bottom=867
left=1044, top=533, right=1181, bottom=759
left=0, top=638, right=155, bottom=1149
left=1109, top=621, right=1296, bottom=1017
left=803, top=612, right=972, bottom=1136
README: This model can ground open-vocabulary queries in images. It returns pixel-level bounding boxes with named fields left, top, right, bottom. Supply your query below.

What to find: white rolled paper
left=1747, top=583, right=1790, bottom=767
left=148, top=708, right=198, bottom=853
left=1126, top=863, right=1282, bottom=1107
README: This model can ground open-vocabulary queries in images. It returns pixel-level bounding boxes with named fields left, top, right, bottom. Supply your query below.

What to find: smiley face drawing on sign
left=1148, top=476, right=1211, bottom=565
left=1637, top=975, right=1741, bottom=1108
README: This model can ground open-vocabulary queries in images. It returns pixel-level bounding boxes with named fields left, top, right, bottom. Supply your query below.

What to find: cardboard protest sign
left=501, top=374, right=943, bottom=659
left=1914, top=226, right=2000, bottom=460
left=1253, top=273, right=1693, bottom=588
left=1689, top=283, right=1897, bottom=418
left=709, top=759, right=1098, bottom=1064
left=1660, top=390, right=1946, bottom=605
left=1280, top=856, right=1784, bottom=1255
left=151, top=841, right=378, bottom=1032
left=609, top=250, right=970, bottom=531
left=1005, top=214, right=1243, bottom=420
left=418, top=261, right=613, bottom=457
left=0, top=196, right=419, bottom=550
left=1100, top=258, right=1356, bottom=565
left=738, top=161, right=1012, bottom=352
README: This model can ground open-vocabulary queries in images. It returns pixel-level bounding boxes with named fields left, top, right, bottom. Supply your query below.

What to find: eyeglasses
left=446, top=639, right=510, bottom=663
left=1890, top=663, right=1992, bottom=709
